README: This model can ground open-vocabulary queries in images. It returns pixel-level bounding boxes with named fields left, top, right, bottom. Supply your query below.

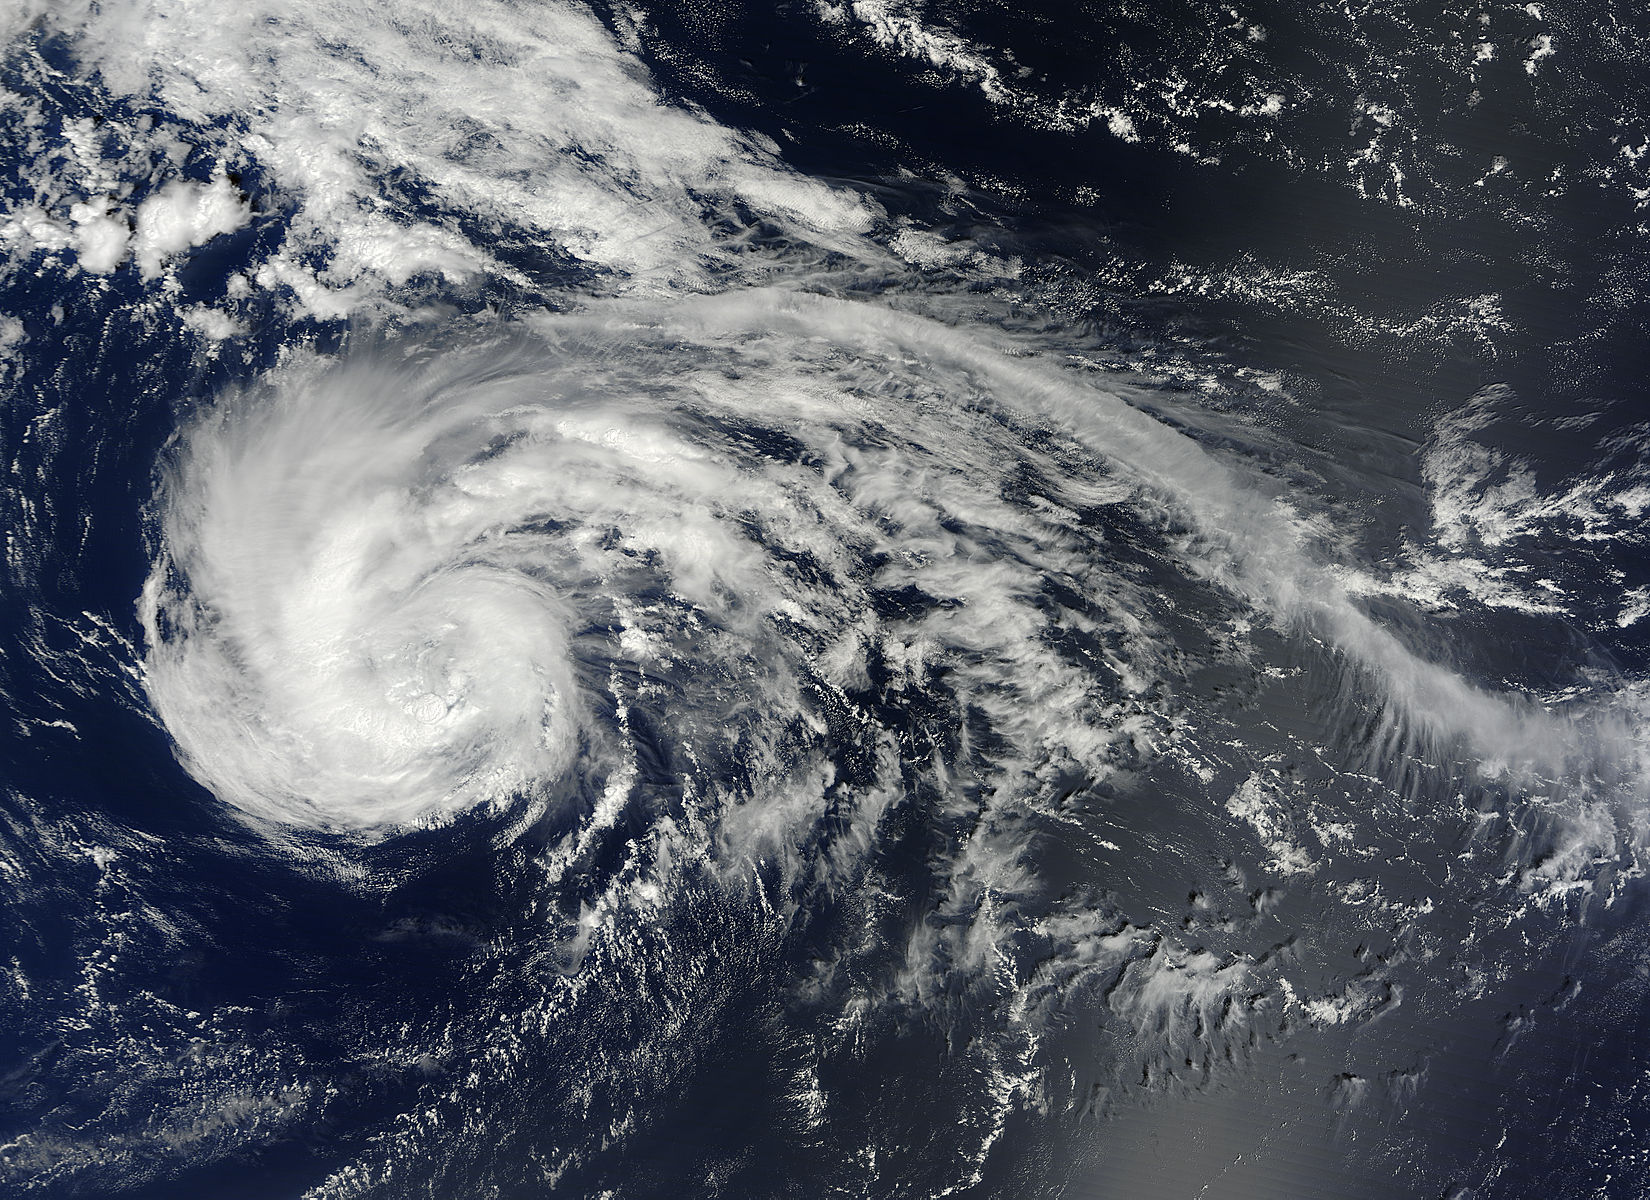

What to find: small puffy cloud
left=69, top=197, right=130, bottom=274
left=133, top=170, right=250, bottom=279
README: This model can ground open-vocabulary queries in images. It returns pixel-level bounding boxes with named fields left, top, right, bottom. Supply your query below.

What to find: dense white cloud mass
left=15, top=0, right=876, bottom=305
left=140, top=288, right=1619, bottom=847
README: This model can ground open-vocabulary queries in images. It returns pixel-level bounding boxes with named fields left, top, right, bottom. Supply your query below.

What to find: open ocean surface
left=4, top=2, right=1650, bottom=1196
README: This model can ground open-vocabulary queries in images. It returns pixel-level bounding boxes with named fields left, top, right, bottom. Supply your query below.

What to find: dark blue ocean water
left=3, top=3, right=1650, bottom=1198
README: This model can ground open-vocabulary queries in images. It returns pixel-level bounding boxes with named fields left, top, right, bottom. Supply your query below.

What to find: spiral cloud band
left=138, top=288, right=1601, bottom=840
left=139, top=292, right=1174, bottom=836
